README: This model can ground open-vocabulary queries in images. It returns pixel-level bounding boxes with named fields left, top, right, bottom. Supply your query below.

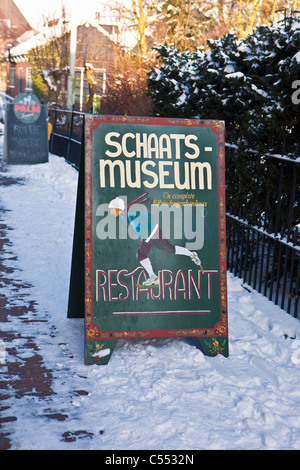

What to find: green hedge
left=149, top=17, right=300, bottom=157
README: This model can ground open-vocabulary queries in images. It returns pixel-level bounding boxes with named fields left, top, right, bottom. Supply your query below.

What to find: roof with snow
left=9, top=17, right=137, bottom=58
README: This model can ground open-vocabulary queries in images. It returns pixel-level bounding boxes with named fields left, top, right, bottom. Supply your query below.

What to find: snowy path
left=0, top=129, right=300, bottom=450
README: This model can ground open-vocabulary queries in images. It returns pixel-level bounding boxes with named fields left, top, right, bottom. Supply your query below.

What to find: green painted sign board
left=68, top=115, right=228, bottom=365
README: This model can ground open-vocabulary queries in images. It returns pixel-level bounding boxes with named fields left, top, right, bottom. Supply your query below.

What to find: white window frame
left=25, top=67, right=32, bottom=91
left=19, top=67, right=23, bottom=93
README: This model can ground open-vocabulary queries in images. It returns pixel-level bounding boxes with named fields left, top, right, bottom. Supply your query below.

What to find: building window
left=74, top=67, right=106, bottom=112
left=19, top=68, right=23, bottom=93
left=9, top=68, right=15, bottom=88
left=26, top=68, right=32, bottom=90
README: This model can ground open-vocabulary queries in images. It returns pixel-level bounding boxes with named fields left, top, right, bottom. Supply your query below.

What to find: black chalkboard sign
left=4, top=93, right=48, bottom=164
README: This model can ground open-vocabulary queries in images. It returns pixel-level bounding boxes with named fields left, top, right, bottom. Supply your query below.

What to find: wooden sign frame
left=68, top=115, right=228, bottom=365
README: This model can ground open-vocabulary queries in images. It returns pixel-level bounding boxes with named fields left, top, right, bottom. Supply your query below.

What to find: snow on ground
left=0, top=123, right=300, bottom=450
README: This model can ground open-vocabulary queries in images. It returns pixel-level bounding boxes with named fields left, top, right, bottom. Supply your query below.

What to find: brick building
left=0, top=0, right=32, bottom=47
left=0, top=0, right=32, bottom=95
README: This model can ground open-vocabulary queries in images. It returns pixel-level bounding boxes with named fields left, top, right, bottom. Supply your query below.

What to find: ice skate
left=190, top=252, right=204, bottom=271
left=190, top=251, right=201, bottom=265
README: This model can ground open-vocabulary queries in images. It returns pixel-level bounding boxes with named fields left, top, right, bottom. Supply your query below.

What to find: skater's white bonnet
left=108, top=197, right=125, bottom=211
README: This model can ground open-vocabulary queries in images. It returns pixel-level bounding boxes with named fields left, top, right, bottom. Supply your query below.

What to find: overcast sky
left=14, top=0, right=126, bottom=28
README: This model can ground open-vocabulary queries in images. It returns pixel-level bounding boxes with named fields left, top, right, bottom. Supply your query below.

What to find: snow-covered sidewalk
left=0, top=123, right=300, bottom=450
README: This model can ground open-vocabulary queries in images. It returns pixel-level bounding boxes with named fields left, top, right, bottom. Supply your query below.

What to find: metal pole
left=67, top=20, right=77, bottom=109
left=80, top=68, right=84, bottom=112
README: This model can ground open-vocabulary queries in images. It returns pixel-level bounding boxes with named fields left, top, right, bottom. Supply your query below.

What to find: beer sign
left=13, top=92, right=41, bottom=124
left=68, top=115, right=229, bottom=365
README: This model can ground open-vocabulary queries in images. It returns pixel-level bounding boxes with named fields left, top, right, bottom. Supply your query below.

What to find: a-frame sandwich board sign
left=68, top=115, right=229, bottom=365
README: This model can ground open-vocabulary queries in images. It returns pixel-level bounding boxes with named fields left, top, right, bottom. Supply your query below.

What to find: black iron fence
left=49, top=106, right=85, bottom=169
left=226, top=145, right=299, bottom=317
left=48, top=107, right=300, bottom=318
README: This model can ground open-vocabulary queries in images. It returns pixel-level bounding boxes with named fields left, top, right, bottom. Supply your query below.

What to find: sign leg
left=197, top=336, right=229, bottom=358
left=67, top=142, right=85, bottom=318
left=85, top=339, right=118, bottom=365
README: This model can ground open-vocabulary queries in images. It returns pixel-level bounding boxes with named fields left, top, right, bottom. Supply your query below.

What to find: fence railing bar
left=243, top=226, right=250, bottom=283
left=263, top=160, right=271, bottom=231
left=274, top=163, right=284, bottom=236
left=236, top=218, right=243, bottom=278
left=226, top=218, right=232, bottom=269
left=259, top=236, right=266, bottom=295
left=286, top=166, right=297, bottom=243
left=253, top=231, right=260, bottom=290
left=50, top=132, right=81, bottom=144
left=51, top=132, right=68, bottom=140
left=225, top=143, right=300, bottom=164
left=247, top=228, right=255, bottom=286
left=238, top=222, right=245, bottom=279
left=287, top=243, right=296, bottom=315
left=263, top=235, right=272, bottom=298
left=294, top=263, right=300, bottom=318
left=275, top=235, right=284, bottom=306
left=281, top=244, right=291, bottom=311
left=67, top=107, right=74, bottom=162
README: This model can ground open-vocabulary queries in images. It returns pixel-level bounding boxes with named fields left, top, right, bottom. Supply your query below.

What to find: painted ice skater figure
left=109, top=193, right=202, bottom=287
